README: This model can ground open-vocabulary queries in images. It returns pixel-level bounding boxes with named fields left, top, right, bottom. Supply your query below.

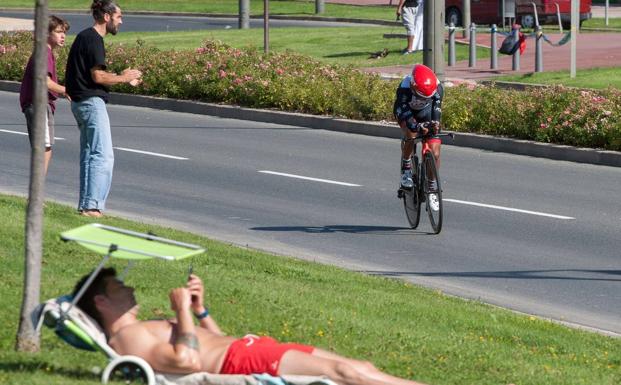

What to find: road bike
left=397, top=131, right=453, bottom=234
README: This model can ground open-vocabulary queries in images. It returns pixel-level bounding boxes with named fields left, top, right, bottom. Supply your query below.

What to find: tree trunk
left=15, top=0, right=48, bottom=353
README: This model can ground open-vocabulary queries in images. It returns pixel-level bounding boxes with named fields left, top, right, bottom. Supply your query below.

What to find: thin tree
left=16, top=0, right=49, bottom=352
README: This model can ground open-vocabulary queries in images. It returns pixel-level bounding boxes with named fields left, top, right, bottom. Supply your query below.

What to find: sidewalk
left=0, top=16, right=32, bottom=31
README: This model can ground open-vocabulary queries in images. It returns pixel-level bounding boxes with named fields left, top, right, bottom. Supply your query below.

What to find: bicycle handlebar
left=403, top=132, right=454, bottom=142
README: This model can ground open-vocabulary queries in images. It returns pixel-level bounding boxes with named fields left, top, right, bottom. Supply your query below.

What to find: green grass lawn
left=104, top=27, right=481, bottom=68
left=496, top=66, right=621, bottom=89
left=1, top=194, right=620, bottom=385
left=1, top=0, right=397, bottom=20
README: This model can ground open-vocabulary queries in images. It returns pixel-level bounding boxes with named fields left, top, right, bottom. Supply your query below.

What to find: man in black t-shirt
left=66, top=0, right=142, bottom=218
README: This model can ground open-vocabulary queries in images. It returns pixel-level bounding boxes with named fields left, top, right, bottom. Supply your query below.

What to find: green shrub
left=2, top=31, right=620, bottom=151
left=443, top=84, right=621, bottom=150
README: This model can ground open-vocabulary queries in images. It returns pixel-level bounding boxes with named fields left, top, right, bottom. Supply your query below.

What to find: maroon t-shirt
left=19, top=47, right=59, bottom=113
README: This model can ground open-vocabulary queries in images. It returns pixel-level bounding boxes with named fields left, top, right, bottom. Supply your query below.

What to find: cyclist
left=393, top=64, right=443, bottom=211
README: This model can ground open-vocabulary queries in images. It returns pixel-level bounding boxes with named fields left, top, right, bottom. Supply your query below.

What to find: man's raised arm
left=188, top=274, right=224, bottom=336
left=112, top=287, right=203, bottom=374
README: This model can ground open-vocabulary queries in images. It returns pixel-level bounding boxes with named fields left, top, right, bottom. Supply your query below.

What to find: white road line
left=0, top=129, right=65, bottom=140
left=258, top=170, right=361, bottom=187
left=444, top=198, right=575, bottom=220
left=114, top=147, right=188, bottom=160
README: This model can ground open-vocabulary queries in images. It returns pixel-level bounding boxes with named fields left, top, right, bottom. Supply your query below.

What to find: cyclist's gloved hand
left=429, top=120, right=440, bottom=135
left=418, top=121, right=440, bottom=136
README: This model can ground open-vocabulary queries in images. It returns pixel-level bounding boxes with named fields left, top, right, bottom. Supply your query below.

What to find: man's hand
left=169, top=288, right=192, bottom=313
left=121, top=68, right=142, bottom=85
left=187, top=274, right=206, bottom=315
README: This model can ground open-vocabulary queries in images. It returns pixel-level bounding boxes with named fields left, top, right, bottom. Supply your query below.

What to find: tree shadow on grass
left=0, top=360, right=96, bottom=380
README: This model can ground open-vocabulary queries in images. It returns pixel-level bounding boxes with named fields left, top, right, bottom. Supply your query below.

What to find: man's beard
left=106, top=21, right=118, bottom=35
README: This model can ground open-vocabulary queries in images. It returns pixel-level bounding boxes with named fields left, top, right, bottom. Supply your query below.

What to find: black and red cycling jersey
left=393, top=75, right=443, bottom=130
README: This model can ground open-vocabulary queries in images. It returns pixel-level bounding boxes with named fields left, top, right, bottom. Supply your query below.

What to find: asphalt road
left=0, top=11, right=379, bottom=33
left=1, top=91, right=620, bottom=335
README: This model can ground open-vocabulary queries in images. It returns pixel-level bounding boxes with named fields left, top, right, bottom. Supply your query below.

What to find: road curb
left=2, top=80, right=619, bottom=167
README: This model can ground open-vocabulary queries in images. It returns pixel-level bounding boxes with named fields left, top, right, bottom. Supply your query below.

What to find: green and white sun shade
left=60, top=223, right=205, bottom=261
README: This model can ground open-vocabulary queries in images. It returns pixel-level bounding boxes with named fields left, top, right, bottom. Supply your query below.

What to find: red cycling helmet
left=411, top=64, right=438, bottom=98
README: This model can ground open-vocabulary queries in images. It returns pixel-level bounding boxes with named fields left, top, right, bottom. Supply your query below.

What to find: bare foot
left=80, top=209, right=104, bottom=218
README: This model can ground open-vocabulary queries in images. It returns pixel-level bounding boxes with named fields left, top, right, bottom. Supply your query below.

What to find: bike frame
left=399, top=132, right=453, bottom=233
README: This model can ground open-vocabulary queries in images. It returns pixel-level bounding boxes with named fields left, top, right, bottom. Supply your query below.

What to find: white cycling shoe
left=400, top=170, right=414, bottom=189
left=428, top=193, right=440, bottom=211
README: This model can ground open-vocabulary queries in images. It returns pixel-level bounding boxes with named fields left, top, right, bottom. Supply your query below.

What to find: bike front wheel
left=423, top=153, right=443, bottom=234
left=402, top=187, right=421, bottom=229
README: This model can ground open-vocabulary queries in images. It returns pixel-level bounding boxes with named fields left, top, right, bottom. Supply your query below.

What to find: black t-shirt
left=65, top=27, right=109, bottom=103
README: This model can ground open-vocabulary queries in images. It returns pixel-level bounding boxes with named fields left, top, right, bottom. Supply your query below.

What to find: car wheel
left=445, top=7, right=462, bottom=27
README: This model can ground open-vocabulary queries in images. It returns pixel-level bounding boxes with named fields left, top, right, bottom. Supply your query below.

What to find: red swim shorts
left=219, top=335, right=314, bottom=376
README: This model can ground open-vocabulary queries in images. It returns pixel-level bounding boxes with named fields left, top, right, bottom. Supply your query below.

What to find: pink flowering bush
left=1, top=31, right=619, bottom=151
left=106, top=39, right=393, bottom=120
left=444, top=84, right=621, bottom=151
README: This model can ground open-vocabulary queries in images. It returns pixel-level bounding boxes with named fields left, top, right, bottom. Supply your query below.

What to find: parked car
left=445, top=0, right=592, bottom=29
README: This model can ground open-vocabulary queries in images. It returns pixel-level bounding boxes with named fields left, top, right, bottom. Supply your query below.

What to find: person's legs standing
left=45, top=104, right=54, bottom=175
left=24, top=104, right=54, bottom=175
left=71, top=97, right=114, bottom=213
left=402, top=6, right=417, bottom=53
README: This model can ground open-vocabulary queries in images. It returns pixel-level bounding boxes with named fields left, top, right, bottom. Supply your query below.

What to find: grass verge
left=1, top=194, right=620, bottom=385
left=496, top=66, right=621, bottom=89
left=1, top=0, right=396, bottom=20
left=105, top=27, right=481, bottom=68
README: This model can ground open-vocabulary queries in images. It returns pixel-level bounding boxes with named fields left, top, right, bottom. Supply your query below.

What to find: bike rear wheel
left=423, top=153, right=443, bottom=234
left=401, top=157, right=421, bottom=229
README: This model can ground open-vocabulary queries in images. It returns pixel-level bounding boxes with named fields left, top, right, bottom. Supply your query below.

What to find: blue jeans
left=71, top=97, right=114, bottom=211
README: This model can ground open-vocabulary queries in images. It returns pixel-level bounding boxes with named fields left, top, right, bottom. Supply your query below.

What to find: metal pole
left=501, top=0, right=505, bottom=30
left=605, top=0, right=609, bottom=26
left=423, top=0, right=433, bottom=67
left=434, top=0, right=445, bottom=80
left=316, top=0, right=325, bottom=14
left=462, top=0, right=471, bottom=39
left=239, top=0, right=249, bottom=29
left=264, top=0, right=269, bottom=53
left=490, top=24, right=497, bottom=69
left=448, top=23, right=456, bottom=67
left=570, top=0, right=578, bottom=78
left=556, top=3, right=563, bottom=33
left=512, top=25, right=520, bottom=71
left=535, top=25, right=543, bottom=72
left=468, top=23, right=476, bottom=67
